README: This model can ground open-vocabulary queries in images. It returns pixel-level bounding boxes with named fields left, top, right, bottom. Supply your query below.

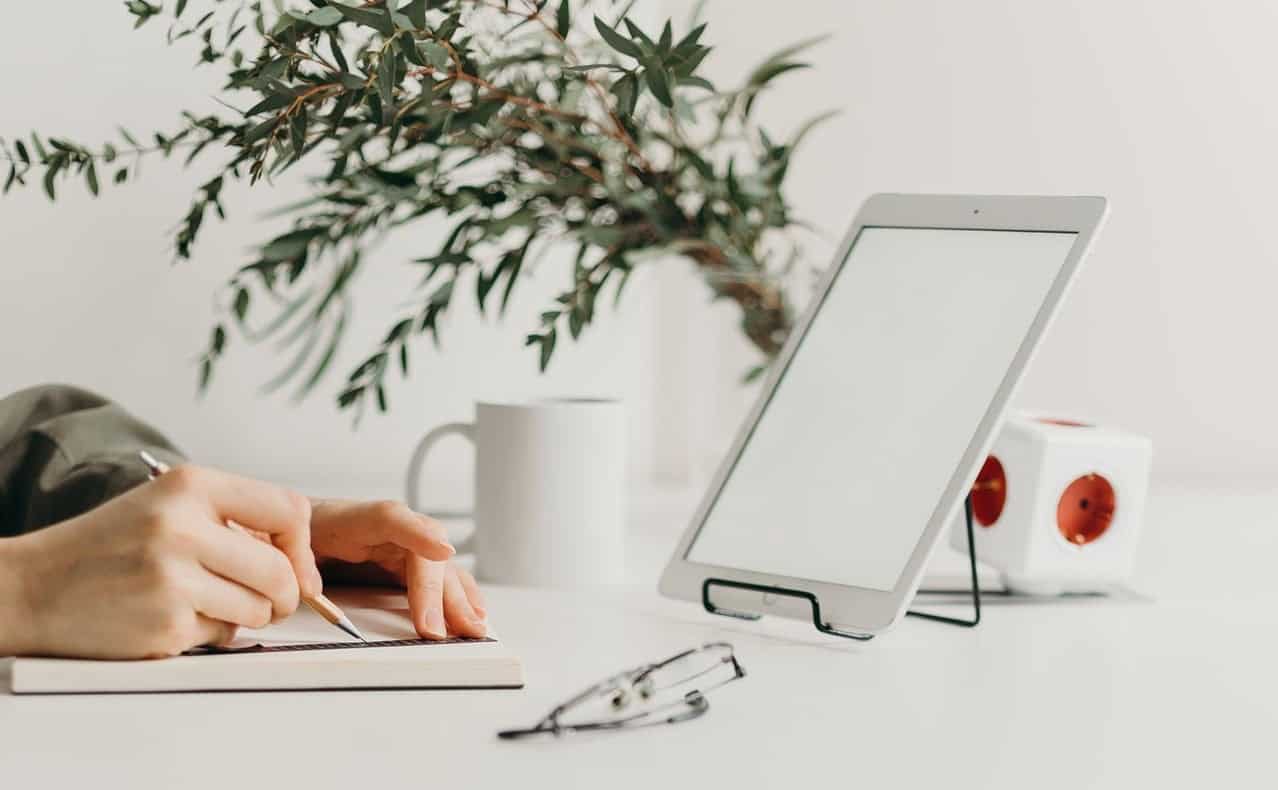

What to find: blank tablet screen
left=685, top=227, right=1078, bottom=591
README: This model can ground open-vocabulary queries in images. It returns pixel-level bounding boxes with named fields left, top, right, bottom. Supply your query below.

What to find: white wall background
left=1, top=1, right=1275, bottom=500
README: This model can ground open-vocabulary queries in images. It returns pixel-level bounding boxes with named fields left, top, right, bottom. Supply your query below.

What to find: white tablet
left=659, top=194, right=1107, bottom=636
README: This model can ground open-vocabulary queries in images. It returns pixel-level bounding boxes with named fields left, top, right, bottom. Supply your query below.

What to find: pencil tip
left=337, top=617, right=368, bottom=643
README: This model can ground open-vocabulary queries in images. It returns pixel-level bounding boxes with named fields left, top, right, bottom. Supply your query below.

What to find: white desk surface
left=3, top=488, right=1275, bottom=789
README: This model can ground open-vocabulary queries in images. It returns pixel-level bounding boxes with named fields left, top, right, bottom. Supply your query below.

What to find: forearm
left=0, top=535, right=36, bottom=656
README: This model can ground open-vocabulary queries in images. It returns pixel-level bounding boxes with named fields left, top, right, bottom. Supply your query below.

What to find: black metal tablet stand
left=702, top=496, right=982, bottom=641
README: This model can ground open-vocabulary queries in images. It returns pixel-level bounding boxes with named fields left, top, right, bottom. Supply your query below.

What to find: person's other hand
left=308, top=499, right=486, bottom=640
left=0, top=465, right=318, bottom=659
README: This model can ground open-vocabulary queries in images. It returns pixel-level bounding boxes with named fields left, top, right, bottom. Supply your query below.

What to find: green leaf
left=742, top=363, right=768, bottom=384
left=241, top=117, right=277, bottom=145
left=303, top=6, right=343, bottom=27
left=334, top=3, right=395, bottom=35
left=499, top=242, right=530, bottom=316
left=362, top=93, right=384, bottom=129
left=245, top=92, right=292, bottom=116
left=199, top=359, right=213, bottom=392
left=568, top=306, right=584, bottom=339
left=437, top=12, right=460, bottom=40
left=14, top=140, right=30, bottom=164
left=261, top=227, right=324, bottom=261
left=744, top=61, right=811, bottom=116
left=476, top=268, right=497, bottom=315
left=643, top=60, right=673, bottom=107
left=790, top=109, right=840, bottom=150
left=748, top=60, right=810, bottom=89
left=398, top=31, right=425, bottom=66
left=328, top=33, right=349, bottom=72
left=672, top=44, right=711, bottom=75
left=377, top=53, right=398, bottom=106
left=658, top=21, right=673, bottom=52
left=263, top=321, right=325, bottom=396
left=386, top=318, right=412, bottom=343
left=564, top=63, right=626, bottom=73
left=85, top=161, right=99, bottom=196
left=289, top=112, right=307, bottom=155
left=313, top=252, right=361, bottom=319
left=612, top=265, right=632, bottom=307
left=418, top=41, right=450, bottom=70
left=622, top=18, right=654, bottom=47
left=337, top=387, right=363, bottom=409
left=760, top=34, right=830, bottom=65
left=593, top=16, right=642, bottom=59
left=678, top=75, right=714, bottom=91
left=413, top=252, right=470, bottom=267
left=538, top=327, right=557, bottom=371
left=42, top=160, right=59, bottom=201
left=429, top=279, right=454, bottom=308
left=556, top=0, right=571, bottom=37
left=126, top=0, right=162, bottom=29
left=259, top=57, right=289, bottom=81
left=611, top=72, right=638, bottom=115
left=390, top=10, right=413, bottom=30
left=298, top=308, right=347, bottom=397
left=337, top=72, right=367, bottom=89
left=674, top=22, right=707, bottom=52
left=233, top=287, right=251, bottom=322
left=401, top=0, right=428, bottom=29
left=176, top=0, right=189, bottom=19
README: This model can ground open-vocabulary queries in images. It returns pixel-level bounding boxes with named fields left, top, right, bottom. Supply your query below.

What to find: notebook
left=8, top=589, right=524, bottom=694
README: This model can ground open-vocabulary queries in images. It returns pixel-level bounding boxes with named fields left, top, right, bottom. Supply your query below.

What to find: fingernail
left=308, top=567, right=324, bottom=597
left=425, top=609, right=446, bottom=639
left=444, top=543, right=457, bottom=557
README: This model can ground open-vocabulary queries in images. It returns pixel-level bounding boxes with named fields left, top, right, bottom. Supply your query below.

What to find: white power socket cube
left=951, top=411, right=1153, bottom=595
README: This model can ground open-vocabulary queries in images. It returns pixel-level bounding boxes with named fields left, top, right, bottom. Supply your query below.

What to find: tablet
left=659, top=194, right=1107, bottom=636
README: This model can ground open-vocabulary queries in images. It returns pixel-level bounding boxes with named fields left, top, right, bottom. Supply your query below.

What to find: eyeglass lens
left=551, top=644, right=739, bottom=729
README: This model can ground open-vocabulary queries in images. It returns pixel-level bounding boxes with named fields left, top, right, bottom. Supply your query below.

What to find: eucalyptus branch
left=4, top=0, right=830, bottom=418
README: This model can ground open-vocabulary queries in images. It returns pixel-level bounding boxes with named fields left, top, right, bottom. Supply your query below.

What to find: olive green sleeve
left=0, top=385, right=186, bottom=538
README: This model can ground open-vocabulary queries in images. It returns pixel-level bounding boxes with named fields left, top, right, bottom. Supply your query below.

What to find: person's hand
left=308, top=499, right=487, bottom=640
left=0, top=465, right=319, bottom=659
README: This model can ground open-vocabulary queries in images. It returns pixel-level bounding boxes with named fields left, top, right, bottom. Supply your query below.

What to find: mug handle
left=405, top=422, right=477, bottom=554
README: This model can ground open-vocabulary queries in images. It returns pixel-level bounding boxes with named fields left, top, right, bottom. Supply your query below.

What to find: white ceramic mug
left=405, top=400, right=626, bottom=587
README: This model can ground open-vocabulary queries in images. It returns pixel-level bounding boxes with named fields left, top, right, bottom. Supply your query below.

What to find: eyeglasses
left=498, top=642, right=746, bottom=739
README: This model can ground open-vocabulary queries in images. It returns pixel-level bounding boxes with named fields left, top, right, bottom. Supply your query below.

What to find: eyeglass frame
left=497, top=642, right=746, bottom=739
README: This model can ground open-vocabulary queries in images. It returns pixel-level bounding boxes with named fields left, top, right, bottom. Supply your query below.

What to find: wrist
left=0, top=534, right=39, bottom=656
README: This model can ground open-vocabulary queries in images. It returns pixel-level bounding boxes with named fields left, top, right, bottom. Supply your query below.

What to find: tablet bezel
left=658, top=193, right=1108, bottom=635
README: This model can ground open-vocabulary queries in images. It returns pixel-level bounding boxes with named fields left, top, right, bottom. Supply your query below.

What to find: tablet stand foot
left=907, top=495, right=981, bottom=627
left=701, top=496, right=981, bottom=640
left=702, top=577, right=876, bottom=641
